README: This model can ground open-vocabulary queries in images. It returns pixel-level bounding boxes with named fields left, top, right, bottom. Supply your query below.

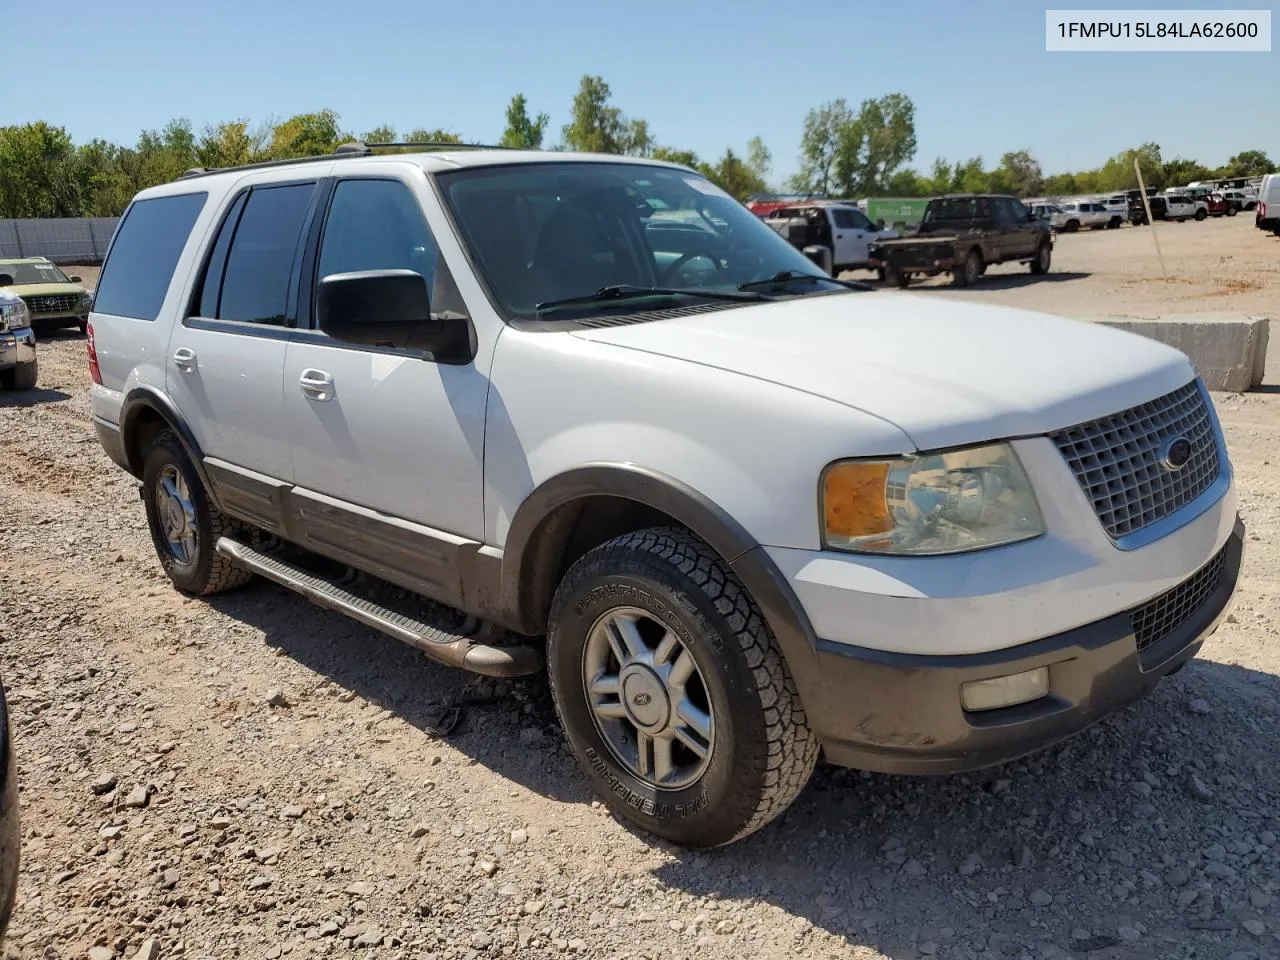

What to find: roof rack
left=176, top=139, right=517, bottom=181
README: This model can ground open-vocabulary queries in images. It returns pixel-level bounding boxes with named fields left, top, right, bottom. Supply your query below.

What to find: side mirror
left=801, top=244, right=833, bottom=275
left=0, top=274, right=12, bottom=287
left=876, top=218, right=886, bottom=229
left=69, top=275, right=82, bottom=283
left=316, top=270, right=470, bottom=362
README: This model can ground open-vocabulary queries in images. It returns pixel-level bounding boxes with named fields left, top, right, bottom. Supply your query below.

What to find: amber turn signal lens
left=822, top=461, right=893, bottom=541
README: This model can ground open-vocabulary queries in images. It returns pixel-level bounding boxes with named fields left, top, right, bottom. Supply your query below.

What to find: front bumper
left=0, top=326, right=36, bottom=371
left=806, top=516, right=1244, bottom=775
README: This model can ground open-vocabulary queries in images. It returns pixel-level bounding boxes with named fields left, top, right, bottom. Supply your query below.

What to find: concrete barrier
left=1087, top=315, right=1270, bottom=393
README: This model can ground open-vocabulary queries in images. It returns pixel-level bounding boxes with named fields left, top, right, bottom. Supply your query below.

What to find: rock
left=265, top=687, right=290, bottom=707
left=1187, top=698, right=1212, bottom=715
left=352, top=928, right=384, bottom=948
left=1030, top=889, right=1054, bottom=907
left=1260, top=831, right=1277, bottom=846
left=88, top=948, right=115, bottom=960
left=903, top=859, right=927, bottom=878
left=248, top=876, right=272, bottom=890
left=1166, top=866, right=1190, bottom=886
left=280, top=804, right=305, bottom=819
left=1203, top=842, right=1227, bottom=861
left=345, top=881, right=373, bottom=896
left=100, top=825, right=124, bottom=840
left=123, top=785, right=149, bottom=808
left=476, top=859, right=498, bottom=877
left=1186, top=774, right=1215, bottom=801
left=159, top=868, right=179, bottom=890
left=510, top=828, right=528, bottom=845
left=522, top=900, right=544, bottom=915
left=715, top=919, right=737, bottom=935
left=609, top=896, right=629, bottom=909
left=209, top=816, right=232, bottom=830
left=1248, top=888, right=1272, bottom=908
left=1117, top=926, right=1141, bottom=941
left=1205, top=861, right=1237, bottom=880
left=518, top=727, right=543, bottom=745
left=1227, top=953, right=1259, bottom=960
left=131, top=940, right=160, bottom=960
left=1242, top=920, right=1265, bottom=936
left=1013, top=845, right=1033, bottom=868
left=1130, top=781, right=1153, bottom=797
left=669, top=919, right=685, bottom=932
left=959, top=853, right=983, bottom=877
left=568, top=938, right=587, bottom=952
left=208, top=879, right=222, bottom=894
left=410, top=824, right=429, bottom=838
left=1110, top=848, right=1135, bottom=868
left=1069, top=928, right=1092, bottom=941
left=428, top=754, right=442, bottom=766
left=91, top=772, right=118, bottom=795
left=319, top=920, right=340, bottom=936
left=471, top=932, right=493, bottom=949
left=118, top=721, right=138, bottom=733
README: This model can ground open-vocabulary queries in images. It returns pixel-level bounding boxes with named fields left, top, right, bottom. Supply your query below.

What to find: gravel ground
left=2, top=329, right=1279, bottom=960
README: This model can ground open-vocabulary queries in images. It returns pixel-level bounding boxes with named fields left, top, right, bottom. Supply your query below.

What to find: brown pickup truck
left=867, top=194, right=1053, bottom=288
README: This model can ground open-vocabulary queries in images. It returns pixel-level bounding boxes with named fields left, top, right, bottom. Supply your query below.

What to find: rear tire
left=1064, top=219, right=1080, bottom=232
left=1226, top=206, right=1237, bottom=217
left=953, top=249, right=982, bottom=287
left=885, top=264, right=910, bottom=288
left=142, top=430, right=254, bottom=596
left=0, top=359, right=37, bottom=391
left=1195, top=209, right=1207, bottom=221
left=546, top=528, right=818, bottom=848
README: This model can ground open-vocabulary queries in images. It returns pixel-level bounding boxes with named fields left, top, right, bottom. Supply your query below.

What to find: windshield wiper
left=737, top=271, right=871, bottom=292
left=535, top=284, right=768, bottom=315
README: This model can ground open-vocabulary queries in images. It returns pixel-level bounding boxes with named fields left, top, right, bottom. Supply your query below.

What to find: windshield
left=435, top=161, right=847, bottom=320
left=0, top=261, right=71, bottom=284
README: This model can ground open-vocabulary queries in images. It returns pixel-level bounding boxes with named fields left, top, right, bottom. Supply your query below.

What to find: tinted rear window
left=217, top=183, right=316, bottom=325
left=93, top=192, right=208, bottom=321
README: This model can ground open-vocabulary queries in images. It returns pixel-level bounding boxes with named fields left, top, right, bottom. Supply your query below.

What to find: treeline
left=1, top=78, right=1274, bottom=219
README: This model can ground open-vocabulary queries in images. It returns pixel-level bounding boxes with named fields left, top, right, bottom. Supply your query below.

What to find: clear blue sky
left=9, top=0, right=1277, bottom=185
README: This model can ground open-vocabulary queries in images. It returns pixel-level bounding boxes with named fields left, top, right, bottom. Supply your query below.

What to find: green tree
left=0, top=122, right=82, bottom=217
left=701, top=148, right=767, bottom=200
left=362, top=124, right=398, bottom=144
left=406, top=128, right=462, bottom=146
left=791, top=99, right=852, bottom=194
left=745, top=136, right=772, bottom=186
left=499, top=94, right=549, bottom=149
left=268, top=110, right=347, bottom=158
left=1218, top=149, right=1273, bottom=177
left=1162, top=156, right=1212, bottom=186
left=995, top=150, right=1043, bottom=197
left=651, top=146, right=701, bottom=168
left=560, top=75, right=651, bottom=155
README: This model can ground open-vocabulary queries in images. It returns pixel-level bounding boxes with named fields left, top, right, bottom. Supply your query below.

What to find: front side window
left=93, top=192, right=208, bottom=321
left=850, top=209, right=876, bottom=230
left=214, top=183, right=316, bottom=325
left=317, top=179, right=439, bottom=292
left=436, top=162, right=846, bottom=320
left=831, top=209, right=857, bottom=229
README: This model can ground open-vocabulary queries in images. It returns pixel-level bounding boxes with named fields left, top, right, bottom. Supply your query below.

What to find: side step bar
left=215, top=537, right=541, bottom=679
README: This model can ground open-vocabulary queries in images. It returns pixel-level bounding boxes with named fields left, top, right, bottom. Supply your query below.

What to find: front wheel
left=1226, top=206, right=1237, bottom=217
left=142, top=430, right=254, bottom=596
left=1029, top=241, right=1052, bottom=275
left=0, top=359, right=36, bottom=391
left=884, top=264, right=910, bottom=288
left=547, top=528, right=818, bottom=848
left=1195, top=209, right=1207, bottom=221
left=1064, top=219, right=1080, bottom=232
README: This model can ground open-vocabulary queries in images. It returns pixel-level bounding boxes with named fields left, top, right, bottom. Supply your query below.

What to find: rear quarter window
left=93, top=192, right=208, bottom=321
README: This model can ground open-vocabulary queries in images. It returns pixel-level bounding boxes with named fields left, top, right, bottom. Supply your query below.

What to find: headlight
left=821, top=443, right=1045, bottom=555
left=0, top=298, right=29, bottom=332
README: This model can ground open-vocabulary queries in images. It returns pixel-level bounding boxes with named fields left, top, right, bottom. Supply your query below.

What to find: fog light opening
left=961, top=667, right=1050, bottom=712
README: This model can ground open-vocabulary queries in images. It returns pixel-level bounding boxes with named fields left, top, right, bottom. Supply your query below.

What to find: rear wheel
left=1226, top=206, right=1237, bottom=217
left=1195, top=209, right=1207, bottom=221
left=546, top=528, right=818, bottom=848
left=953, top=248, right=982, bottom=287
left=0, top=358, right=37, bottom=391
left=884, top=264, right=910, bottom=288
left=1064, top=219, right=1080, bottom=232
left=142, top=430, right=254, bottom=596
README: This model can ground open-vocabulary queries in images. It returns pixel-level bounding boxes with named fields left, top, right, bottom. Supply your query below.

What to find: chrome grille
left=1130, top=546, right=1227, bottom=651
left=23, top=294, right=79, bottom=315
left=1050, top=380, right=1221, bottom=540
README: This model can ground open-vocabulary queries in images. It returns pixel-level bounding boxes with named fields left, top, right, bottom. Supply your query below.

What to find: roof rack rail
left=174, top=140, right=519, bottom=181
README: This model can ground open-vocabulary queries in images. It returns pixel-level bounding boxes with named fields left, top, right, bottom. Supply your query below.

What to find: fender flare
left=499, top=463, right=821, bottom=680
left=119, top=387, right=220, bottom=508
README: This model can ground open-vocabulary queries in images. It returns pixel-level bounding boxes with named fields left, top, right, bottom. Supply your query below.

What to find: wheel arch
left=499, top=463, right=821, bottom=677
left=119, top=387, right=220, bottom=507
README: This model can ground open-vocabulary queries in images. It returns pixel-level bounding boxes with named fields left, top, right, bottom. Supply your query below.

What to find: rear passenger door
left=280, top=173, right=491, bottom=596
left=166, top=178, right=324, bottom=523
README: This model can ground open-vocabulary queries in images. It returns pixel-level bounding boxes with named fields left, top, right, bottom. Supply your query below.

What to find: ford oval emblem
left=632, top=693, right=652, bottom=707
left=1161, top=436, right=1193, bottom=471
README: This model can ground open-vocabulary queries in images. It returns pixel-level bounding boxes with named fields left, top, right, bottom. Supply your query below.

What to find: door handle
left=172, top=347, right=196, bottom=372
left=299, top=369, right=335, bottom=401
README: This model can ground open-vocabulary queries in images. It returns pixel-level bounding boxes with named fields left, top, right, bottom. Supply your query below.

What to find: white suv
left=88, top=145, right=1245, bottom=848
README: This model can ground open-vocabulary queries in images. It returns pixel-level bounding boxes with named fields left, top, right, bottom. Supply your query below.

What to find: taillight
left=87, top=320, right=102, bottom=385
left=1260, top=202, right=1267, bottom=218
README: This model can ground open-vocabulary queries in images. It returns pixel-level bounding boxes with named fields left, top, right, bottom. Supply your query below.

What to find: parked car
left=1101, top=195, right=1128, bottom=228
left=0, top=257, right=94, bottom=336
left=1255, top=173, right=1280, bottom=233
left=0, top=287, right=39, bottom=391
left=88, top=146, right=1243, bottom=848
left=1129, top=194, right=1168, bottom=225
left=1204, top=193, right=1233, bottom=217
left=0, top=678, right=20, bottom=945
left=1164, top=194, right=1208, bottom=222
left=763, top=202, right=899, bottom=275
left=1221, top=189, right=1254, bottom=212
left=867, top=194, right=1053, bottom=287
left=1056, top=201, right=1111, bottom=232
left=1027, top=203, right=1062, bottom=230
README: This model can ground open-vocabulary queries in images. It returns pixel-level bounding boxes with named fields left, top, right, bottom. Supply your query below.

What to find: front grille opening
left=1050, top=380, right=1222, bottom=541
left=1130, top=546, right=1228, bottom=652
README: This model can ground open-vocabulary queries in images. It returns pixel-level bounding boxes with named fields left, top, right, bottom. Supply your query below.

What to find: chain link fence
left=0, top=217, right=120, bottom=264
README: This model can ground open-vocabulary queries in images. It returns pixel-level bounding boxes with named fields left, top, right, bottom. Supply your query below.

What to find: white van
left=1255, top=174, right=1279, bottom=232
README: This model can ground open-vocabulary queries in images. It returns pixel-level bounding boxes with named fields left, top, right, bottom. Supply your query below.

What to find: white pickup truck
left=761, top=201, right=899, bottom=274
left=87, top=146, right=1244, bottom=848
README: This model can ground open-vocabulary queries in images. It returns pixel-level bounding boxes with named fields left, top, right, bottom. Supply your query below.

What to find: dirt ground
left=3, top=225, right=1277, bottom=960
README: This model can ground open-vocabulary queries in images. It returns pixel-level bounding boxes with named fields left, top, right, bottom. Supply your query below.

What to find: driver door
left=828, top=208, right=867, bottom=269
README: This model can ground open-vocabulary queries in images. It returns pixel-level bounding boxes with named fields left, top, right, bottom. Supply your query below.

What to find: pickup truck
left=762, top=202, right=898, bottom=276
left=867, top=195, right=1053, bottom=288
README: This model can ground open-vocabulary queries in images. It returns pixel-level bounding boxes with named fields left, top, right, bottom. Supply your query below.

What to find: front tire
left=547, top=528, right=818, bottom=848
left=142, top=430, right=254, bottom=596
left=953, top=248, right=982, bottom=287
left=1195, top=209, right=1207, bottom=221
left=1029, top=241, right=1051, bottom=275
left=0, top=359, right=36, bottom=391
left=1227, top=206, right=1237, bottom=217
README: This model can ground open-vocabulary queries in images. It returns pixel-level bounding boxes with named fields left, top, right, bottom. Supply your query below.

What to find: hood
left=11, top=282, right=87, bottom=297
left=569, top=292, right=1194, bottom=451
